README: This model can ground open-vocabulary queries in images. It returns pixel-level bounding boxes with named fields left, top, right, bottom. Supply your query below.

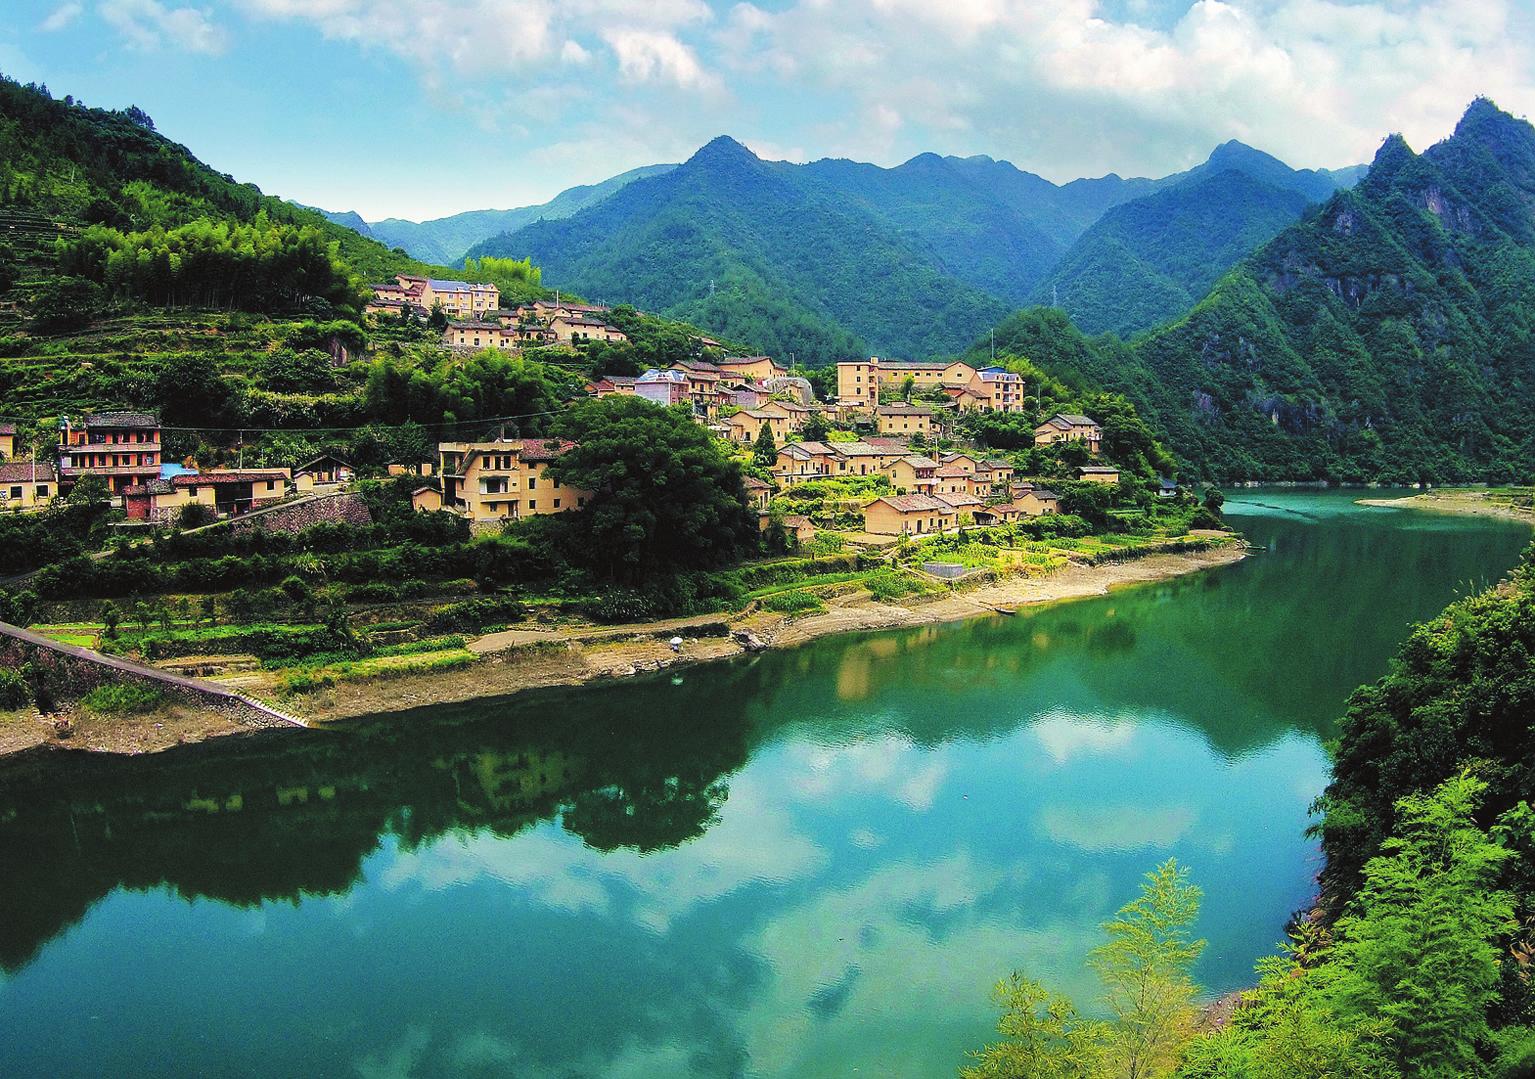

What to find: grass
left=80, top=681, right=164, bottom=714
left=760, top=591, right=827, bottom=616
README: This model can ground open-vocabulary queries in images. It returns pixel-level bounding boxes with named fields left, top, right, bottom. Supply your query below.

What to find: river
left=0, top=491, right=1528, bottom=1078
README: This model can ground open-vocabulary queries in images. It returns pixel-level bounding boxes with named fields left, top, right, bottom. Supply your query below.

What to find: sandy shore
left=301, top=542, right=1247, bottom=722
left=1357, top=489, right=1534, bottom=523
left=2, top=541, right=1246, bottom=759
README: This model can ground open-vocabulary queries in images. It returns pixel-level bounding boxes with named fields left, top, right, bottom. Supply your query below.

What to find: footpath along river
left=0, top=490, right=1528, bottom=1078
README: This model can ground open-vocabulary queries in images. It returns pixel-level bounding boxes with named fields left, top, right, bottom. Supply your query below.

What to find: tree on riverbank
left=963, top=860, right=1204, bottom=1079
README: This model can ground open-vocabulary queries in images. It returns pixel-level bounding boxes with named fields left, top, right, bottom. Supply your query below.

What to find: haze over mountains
left=326, top=137, right=1362, bottom=359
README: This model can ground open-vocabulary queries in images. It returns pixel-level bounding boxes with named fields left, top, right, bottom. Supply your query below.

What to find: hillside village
left=1, top=286, right=1142, bottom=541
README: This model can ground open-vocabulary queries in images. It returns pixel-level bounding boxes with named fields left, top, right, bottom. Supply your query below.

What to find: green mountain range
left=1032, top=142, right=1363, bottom=338
left=459, top=136, right=1358, bottom=360
left=343, top=164, right=677, bottom=266
left=983, top=99, right=1535, bottom=483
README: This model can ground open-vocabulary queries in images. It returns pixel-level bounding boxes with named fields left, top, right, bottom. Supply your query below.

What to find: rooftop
left=874, top=493, right=955, bottom=513
left=82, top=411, right=158, bottom=428
left=1044, top=413, right=1099, bottom=428
left=0, top=460, right=56, bottom=483
left=876, top=403, right=934, bottom=416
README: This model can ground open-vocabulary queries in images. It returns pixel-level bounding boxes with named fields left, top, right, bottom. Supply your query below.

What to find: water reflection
left=0, top=492, right=1527, bottom=1078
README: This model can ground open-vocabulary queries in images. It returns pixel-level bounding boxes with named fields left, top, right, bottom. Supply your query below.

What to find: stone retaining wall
left=0, top=622, right=304, bottom=730
left=225, top=492, right=372, bottom=536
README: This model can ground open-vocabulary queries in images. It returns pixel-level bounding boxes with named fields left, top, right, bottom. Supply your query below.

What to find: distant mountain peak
left=688, top=136, right=759, bottom=166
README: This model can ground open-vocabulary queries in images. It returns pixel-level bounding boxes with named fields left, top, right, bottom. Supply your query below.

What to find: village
left=0, top=284, right=1139, bottom=544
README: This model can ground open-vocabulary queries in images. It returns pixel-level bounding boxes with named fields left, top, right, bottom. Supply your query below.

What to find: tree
left=752, top=423, right=778, bottom=467
left=100, top=601, right=122, bottom=640
left=427, top=301, right=448, bottom=332
left=1324, top=774, right=1515, bottom=1076
left=801, top=411, right=831, bottom=442
left=966, top=860, right=1204, bottom=1079
left=549, top=396, right=758, bottom=582
left=961, top=975, right=1100, bottom=1079
left=1093, top=860, right=1205, bottom=1078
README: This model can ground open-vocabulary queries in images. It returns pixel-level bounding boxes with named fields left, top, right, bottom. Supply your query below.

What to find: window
left=529, top=500, right=537, bottom=510
left=553, top=498, right=561, bottom=509
left=35, top=485, right=48, bottom=497
left=7, top=486, right=19, bottom=499
left=528, top=476, right=537, bottom=489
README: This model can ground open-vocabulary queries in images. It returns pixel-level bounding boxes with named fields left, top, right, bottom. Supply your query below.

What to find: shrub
left=866, top=570, right=935, bottom=602
left=177, top=503, right=217, bottom=529
left=0, top=668, right=32, bottom=710
left=80, top=681, right=164, bottom=714
left=761, top=590, right=827, bottom=616
left=424, top=595, right=528, bottom=634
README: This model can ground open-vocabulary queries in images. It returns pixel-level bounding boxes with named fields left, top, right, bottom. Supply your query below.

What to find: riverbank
left=1357, top=487, right=1534, bottom=523
left=0, top=541, right=1246, bottom=760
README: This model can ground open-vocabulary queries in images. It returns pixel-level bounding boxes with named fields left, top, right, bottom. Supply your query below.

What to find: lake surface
left=0, top=491, right=1528, bottom=1078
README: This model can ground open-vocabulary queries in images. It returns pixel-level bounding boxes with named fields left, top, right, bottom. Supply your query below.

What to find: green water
left=0, top=492, right=1527, bottom=1078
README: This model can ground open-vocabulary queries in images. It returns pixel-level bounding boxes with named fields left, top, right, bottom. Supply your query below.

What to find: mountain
left=315, top=208, right=373, bottom=238
left=356, top=164, right=675, bottom=266
left=467, top=135, right=1362, bottom=360
left=1032, top=142, right=1362, bottom=338
left=469, top=136, right=1022, bottom=360
left=0, top=77, right=428, bottom=286
left=984, top=99, right=1535, bottom=484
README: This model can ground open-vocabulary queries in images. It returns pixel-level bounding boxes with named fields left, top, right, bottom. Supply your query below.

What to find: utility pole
left=709, top=279, right=715, bottom=299
left=990, top=329, right=995, bottom=364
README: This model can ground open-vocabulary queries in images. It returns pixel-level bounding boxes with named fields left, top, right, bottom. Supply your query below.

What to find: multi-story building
left=549, top=316, right=629, bottom=344
left=424, top=439, right=590, bottom=523
left=1035, top=413, right=1103, bottom=453
left=961, top=366, right=1026, bottom=412
left=862, top=493, right=957, bottom=536
left=444, top=321, right=516, bottom=350
left=836, top=357, right=977, bottom=406
left=368, top=275, right=499, bottom=319
left=669, top=360, right=726, bottom=420
left=717, top=356, right=786, bottom=385
left=636, top=368, right=692, bottom=408
left=58, top=411, right=162, bottom=496
left=725, top=409, right=792, bottom=446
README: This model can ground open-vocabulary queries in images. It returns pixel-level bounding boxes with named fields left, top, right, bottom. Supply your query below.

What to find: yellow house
left=445, top=321, right=515, bottom=350
left=726, top=409, right=791, bottom=446
left=411, top=485, right=443, bottom=513
left=1015, top=488, right=1061, bottom=515
left=884, top=455, right=939, bottom=495
left=1077, top=466, right=1121, bottom=485
left=836, top=357, right=976, bottom=406
left=0, top=460, right=56, bottom=512
left=434, top=439, right=591, bottom=523
left=757, top=399, right=812, bottom=433
left=717, top=356, right=786, bottom=384
left=742, top=475, right=773, bottom=511
left=1035, top=413, right=1103, bottom=453
left=875, top=403, right=935, bottom=436
left=863, top=493, right=957, bottom=536
left=955, top=366, right=1025, bottom=412
left=125, top=469, right=292, bottom=522
left=0, top=422, right=16, bottom=461
left=550, top=316, right=629, bottom=344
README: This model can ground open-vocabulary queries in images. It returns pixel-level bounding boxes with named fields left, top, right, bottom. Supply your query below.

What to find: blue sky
left=3, top=0, right=1533, bottom=221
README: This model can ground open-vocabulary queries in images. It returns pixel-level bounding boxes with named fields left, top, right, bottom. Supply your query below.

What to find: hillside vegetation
left=983, top=99, right=1535, bottom=484
left=465, top=137, right=1358, bottom=363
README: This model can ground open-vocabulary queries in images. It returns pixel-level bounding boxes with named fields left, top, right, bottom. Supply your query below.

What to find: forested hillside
left=1032, top=171, right=1310, bottom=338
left=986, top=99, right=1535, bottom=483
left=468, top=137, right=1362, bottom=362
left=470, top=136, right=1012, bottom=361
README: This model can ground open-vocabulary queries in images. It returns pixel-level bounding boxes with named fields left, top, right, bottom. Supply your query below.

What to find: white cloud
left=602, top=28, right=718, bottom=90
left=40, top=2, right=84, bottom=31
left=717, top=0, right=1535, bottom=177
left=99, top=0, right=228, bottom=54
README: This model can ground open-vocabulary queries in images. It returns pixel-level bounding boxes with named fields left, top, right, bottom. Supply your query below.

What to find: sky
left=3, top=0, right=1534, bottom=222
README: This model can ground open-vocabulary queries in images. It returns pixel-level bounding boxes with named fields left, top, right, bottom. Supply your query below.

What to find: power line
left=1, top=405, right=577, bottom=437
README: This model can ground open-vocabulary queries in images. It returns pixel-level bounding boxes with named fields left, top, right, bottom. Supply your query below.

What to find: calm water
left=0, top=492, right=1528, bottom=1078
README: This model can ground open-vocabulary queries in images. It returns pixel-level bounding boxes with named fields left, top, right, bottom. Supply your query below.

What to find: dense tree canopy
left=549, top=396, right=758, bottom=581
